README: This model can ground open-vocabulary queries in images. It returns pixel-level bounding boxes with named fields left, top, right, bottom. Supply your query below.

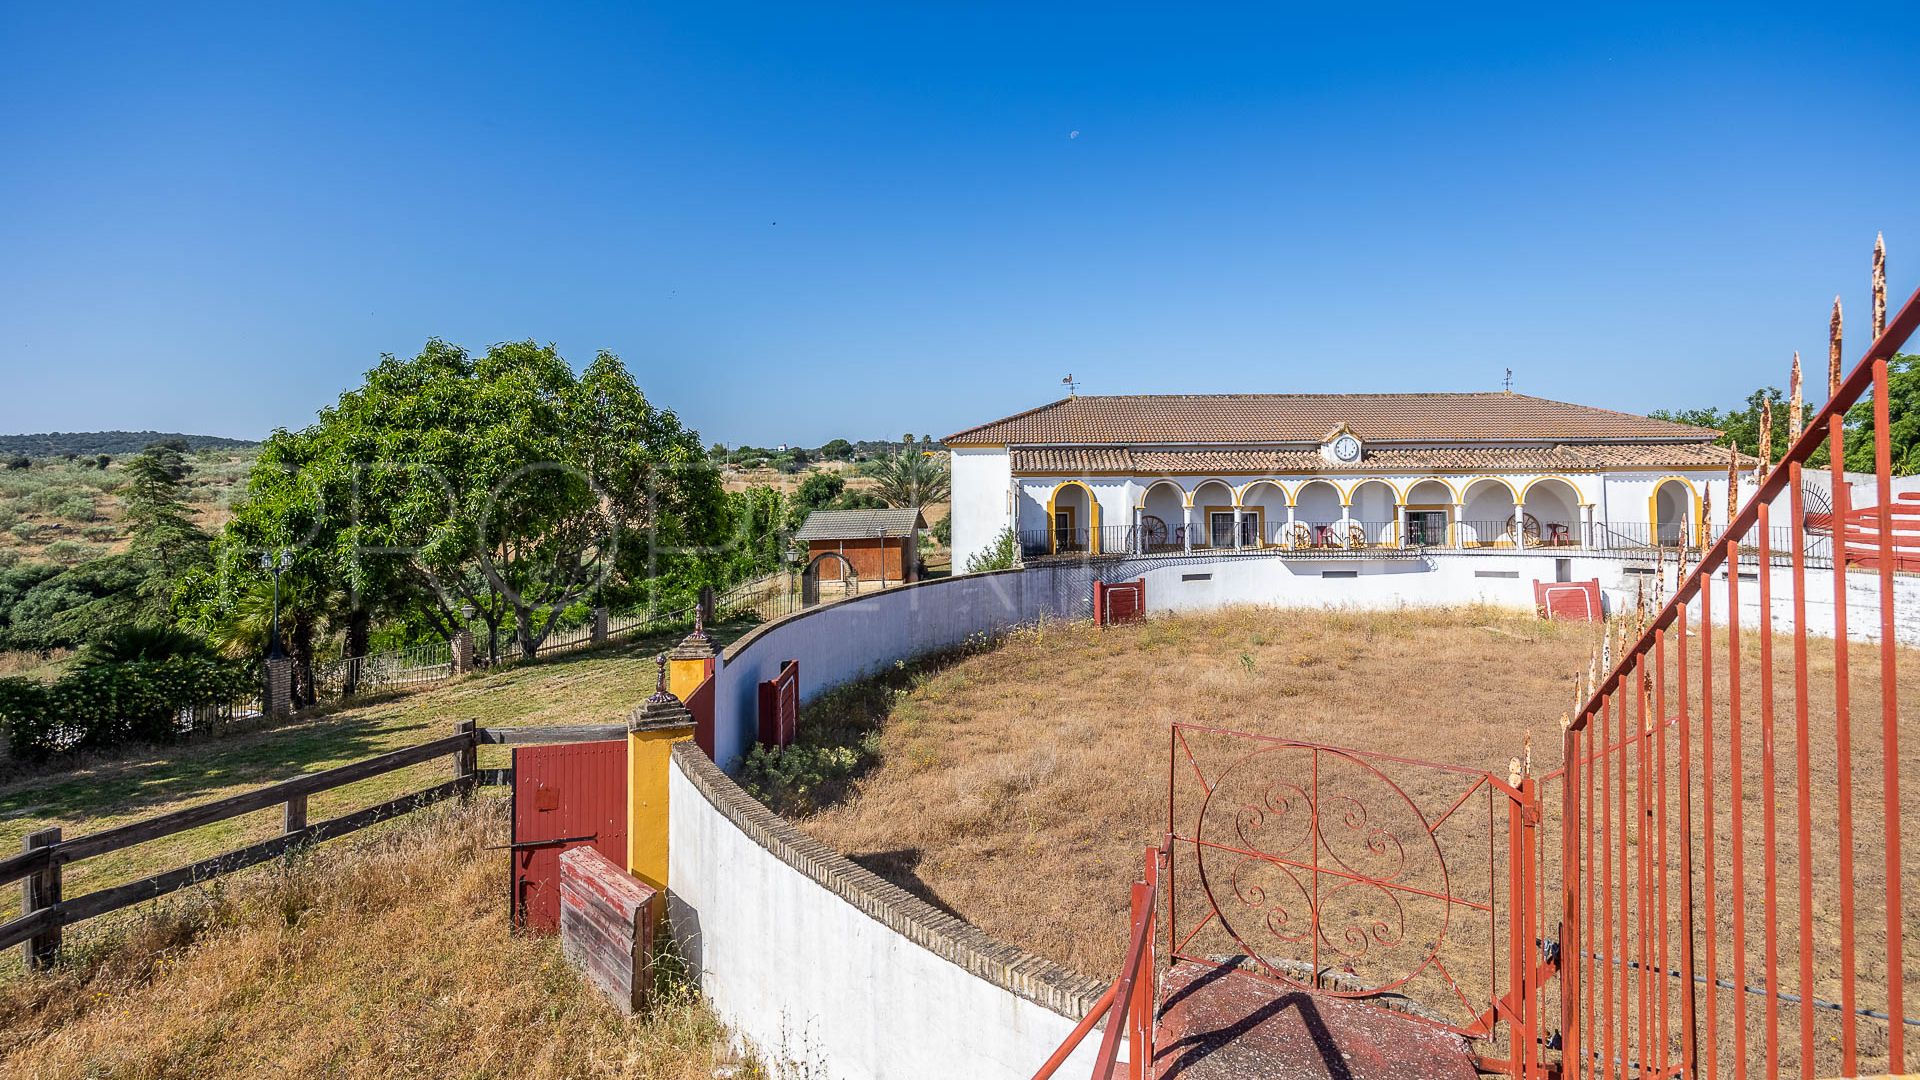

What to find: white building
left=945, top=392, right=1745, bottom=575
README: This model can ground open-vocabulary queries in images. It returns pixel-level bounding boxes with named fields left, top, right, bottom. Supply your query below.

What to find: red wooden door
left=511, top=740, right=627, bottom=933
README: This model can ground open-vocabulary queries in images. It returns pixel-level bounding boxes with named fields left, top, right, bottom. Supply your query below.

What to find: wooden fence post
left=452, top=720, right=478, bottom=797
left=21, top=827, right=61, bottom=971
left=283, top=794, right=307, bottom=835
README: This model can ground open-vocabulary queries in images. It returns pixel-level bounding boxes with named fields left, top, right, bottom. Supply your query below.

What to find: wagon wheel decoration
left=1503, top=513, right=1541, bottom=543
left=1290, top=523, right=1314, bottom=549
left=1347, top=524, right=1369, bottom=549
left=1192, top=744, right=1452, bottom=997
left=1140, top=515, right=1169, bottom=550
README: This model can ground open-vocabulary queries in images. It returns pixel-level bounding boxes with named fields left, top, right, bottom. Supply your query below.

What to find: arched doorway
left=800, top=552, right=858, bottom=607
left=1047, top=482, right=1098, bottom=553
left=1650, top=478, right=1699, bottom=548
left=1138, top=480, right=1186, bottom=552
left=1522, top=477, right=1582, bottom=547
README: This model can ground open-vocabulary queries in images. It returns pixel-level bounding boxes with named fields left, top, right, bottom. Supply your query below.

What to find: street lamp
left=260, top=550, right=292, bottom=659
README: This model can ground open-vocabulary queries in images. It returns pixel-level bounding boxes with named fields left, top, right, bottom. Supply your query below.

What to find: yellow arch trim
left=1134, top=479, right=1186, bottom=511
left=1234, top=479, right=1293, bottom=506
left=1345, top=477, right=1398, bottom=510
left=1648, top=476, right=1706, bottom=548
left=1291, top=478, right=1344, bottom=509
left=1460, top=475, right=1521, bottom=503
left=1403, top=477, right=1462, bottom=504
left=1183, top=478, right=1239, bottom=508
left=1046, top=480, right=1102, bottom=555
left=1521, top=475, right=1584, bottom=503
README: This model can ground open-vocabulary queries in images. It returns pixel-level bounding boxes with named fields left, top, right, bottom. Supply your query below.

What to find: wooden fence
left=2, top=721, right=624, bottom=970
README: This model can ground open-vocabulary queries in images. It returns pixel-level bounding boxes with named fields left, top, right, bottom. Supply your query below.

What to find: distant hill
left=0, top=431, right=260, bottom=458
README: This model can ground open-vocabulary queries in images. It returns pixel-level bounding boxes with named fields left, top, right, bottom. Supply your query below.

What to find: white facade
left=947, top=450, right=1734, bottom=569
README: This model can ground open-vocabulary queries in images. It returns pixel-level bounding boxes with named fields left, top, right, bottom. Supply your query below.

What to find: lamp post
left=261, top=550, right=292, bottom=659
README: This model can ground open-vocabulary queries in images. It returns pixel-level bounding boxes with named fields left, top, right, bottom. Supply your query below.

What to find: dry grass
left=0, top=799, right=753, bottom=1079
left=781, top=604, right=1920, bottom=1077
left=791, top=605, right=1600, bottom=975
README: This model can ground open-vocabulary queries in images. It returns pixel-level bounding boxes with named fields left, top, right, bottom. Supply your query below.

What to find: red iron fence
left=1543, top=280, right=1920, bottom=1080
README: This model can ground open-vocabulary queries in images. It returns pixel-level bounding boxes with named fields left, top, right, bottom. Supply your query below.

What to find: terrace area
left=1022, top=475, right=1761, bottom=561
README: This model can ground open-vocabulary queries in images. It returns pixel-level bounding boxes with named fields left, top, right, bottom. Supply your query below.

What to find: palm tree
left=871, top=448, right=950, bottom=507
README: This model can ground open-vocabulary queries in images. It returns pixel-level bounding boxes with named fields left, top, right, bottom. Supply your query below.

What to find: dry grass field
left=0, top=449, right=253, bottom=566
left=0, top=800, right=756, bottom=1079
left=777, top=604, right=1919, bottom=1077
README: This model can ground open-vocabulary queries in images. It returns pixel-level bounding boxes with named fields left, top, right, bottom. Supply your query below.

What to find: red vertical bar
left=1617, top=687, right=1630, bottom=1075
left=1586, top=717, right=1598, bottom=1080
left=1676, top=604, right=1701, bottom=1080
left=1787, top=464, right=1815, bottom=1080
left=1127, top=880, right=1147, bottom=1080
left=1870, top=358, right=1905, bottom=1074
left=1827, top=415, right=1857, bottom=1076
left=1601, top=685, right=1615, bottom=1079
left=1310, top=747, right=1321, bottom=991
left=1757, top=507, right=1780, bottom=1080
left=1700, top=579, right=1719, bottom=1080
left=1508, top=783, right=1529, bottom=1079
left=1727, top=543, right=1748, bottom=1075
left=1656, top=628, right=1673, bottom=1075
left=1636, top=656, right=1652, bottom=1075
left=1563, top=722, right=1583, bottom=1080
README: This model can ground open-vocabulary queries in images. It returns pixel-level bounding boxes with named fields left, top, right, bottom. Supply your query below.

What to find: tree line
left=1, top=340, right=827, bottom=728
left=1650, top=353, right=1920, bottom=474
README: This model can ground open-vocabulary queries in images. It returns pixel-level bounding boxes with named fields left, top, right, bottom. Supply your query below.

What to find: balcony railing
left=1015, top=518, right=1837, bottom=564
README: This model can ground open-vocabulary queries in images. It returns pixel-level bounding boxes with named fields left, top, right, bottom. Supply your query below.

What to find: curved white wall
left=669, top=745, right=1116, bottom=1080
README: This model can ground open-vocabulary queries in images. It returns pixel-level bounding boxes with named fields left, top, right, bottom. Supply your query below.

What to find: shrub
left=963, top=526, right=1019, bottom=573
left=42, top=540, right=106, bottom=565
left=932, top=512, right=951, bottom=546
left=0, top=652, right=255, bottom=758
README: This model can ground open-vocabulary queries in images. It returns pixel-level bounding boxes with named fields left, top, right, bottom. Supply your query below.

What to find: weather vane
left=1062, top=373, right=1078, bottom=398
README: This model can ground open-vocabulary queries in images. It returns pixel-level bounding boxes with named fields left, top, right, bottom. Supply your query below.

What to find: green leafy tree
left=190, top=340, right=731, bottom=668
left=869, top=448, right=950, bottom=507
left=790, top=472, right=846, bottom=518
left=818, top=438, right=853, bottom=461
left=1842, top=354, right=1920, bottom=475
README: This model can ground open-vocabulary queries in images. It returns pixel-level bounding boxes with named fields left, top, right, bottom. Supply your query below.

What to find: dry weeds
left=0, top=799, right=752, bottom=1079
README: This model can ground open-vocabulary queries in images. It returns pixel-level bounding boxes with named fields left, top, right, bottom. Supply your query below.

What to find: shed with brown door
left=793, top=507, right=926, bottom=583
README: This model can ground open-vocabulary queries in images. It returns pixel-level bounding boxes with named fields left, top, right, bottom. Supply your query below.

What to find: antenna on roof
left=1503, top=368, right=1513, bottom=394
left=1062, top=374, right=1079, bottom=398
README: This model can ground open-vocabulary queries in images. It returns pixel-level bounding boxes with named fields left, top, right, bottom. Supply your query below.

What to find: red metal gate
left=511, top=739, right=627, bottom=933
left=758, top=660, right=798, bottom=749
left=1165, top=723, right=1547, bottom=1073
left=1096, top=578, right=1146, bottom=626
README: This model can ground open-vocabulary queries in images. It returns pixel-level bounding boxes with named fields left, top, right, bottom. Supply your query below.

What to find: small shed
left=794, top=507, right=926, bottom=584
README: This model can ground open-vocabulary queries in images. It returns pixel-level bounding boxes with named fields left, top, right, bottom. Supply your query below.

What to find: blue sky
left=2, top=3, right=1916, bottom=446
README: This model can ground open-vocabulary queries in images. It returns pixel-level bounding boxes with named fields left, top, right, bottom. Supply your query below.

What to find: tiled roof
left=945, top=393, right=1717, bottom=446
left=1011, top=442, right=1754, bottom=474
left=793, top=507, right=926, bottom=540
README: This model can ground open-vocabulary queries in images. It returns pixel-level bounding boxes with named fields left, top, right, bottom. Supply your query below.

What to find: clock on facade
left=1331, top=434, right=1361, bottom=462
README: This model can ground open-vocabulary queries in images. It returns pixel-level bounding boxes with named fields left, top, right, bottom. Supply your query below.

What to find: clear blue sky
left=3, top=3, right=1916, bottom=447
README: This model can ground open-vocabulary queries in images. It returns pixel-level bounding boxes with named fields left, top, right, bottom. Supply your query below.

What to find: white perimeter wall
left=710, top=566, right=1087, bottom=769
left=669, top=748, right=1115, bottom=1080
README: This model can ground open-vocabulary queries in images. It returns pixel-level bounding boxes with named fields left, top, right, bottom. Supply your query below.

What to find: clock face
left=1332, top=435, right=1361, bottom=462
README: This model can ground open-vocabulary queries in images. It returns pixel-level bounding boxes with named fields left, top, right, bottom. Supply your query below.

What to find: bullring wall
left=668, top=744, right=1114, bottom=1080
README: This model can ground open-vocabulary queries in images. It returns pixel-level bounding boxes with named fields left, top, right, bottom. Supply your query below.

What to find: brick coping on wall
left=671, top=741, right=1111, bottom=1020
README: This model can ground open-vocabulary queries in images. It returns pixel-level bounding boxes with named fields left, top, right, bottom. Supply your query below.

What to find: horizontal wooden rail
left=0, top=778, right=470, bottom=953
left=6, top=719, right=633, bottom=968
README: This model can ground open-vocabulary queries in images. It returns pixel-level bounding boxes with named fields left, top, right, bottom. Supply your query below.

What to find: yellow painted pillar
left=667, top=616, right=716, bottom=701
left=628, top=656, right=695, bottom=923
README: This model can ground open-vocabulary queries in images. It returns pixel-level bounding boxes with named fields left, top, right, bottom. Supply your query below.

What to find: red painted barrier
left=757, top=660, right=798, bottom=749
